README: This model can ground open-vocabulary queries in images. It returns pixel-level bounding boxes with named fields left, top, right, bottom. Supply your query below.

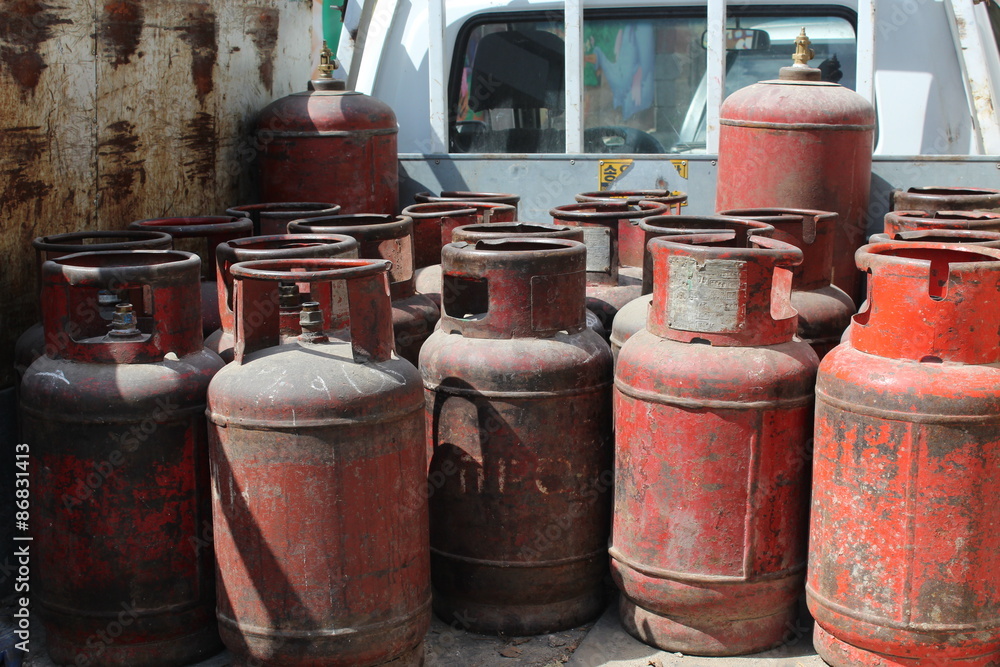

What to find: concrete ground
left=20, top=597, right=825, bottom=666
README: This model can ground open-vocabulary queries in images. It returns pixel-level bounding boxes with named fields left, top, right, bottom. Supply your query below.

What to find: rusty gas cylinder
left=715, top=29, right=875, bottom=302
left=401, top=201, right=517, bottom=269
left=421, top=238, right=613, bottom=635
left=286, top=213, right=439, bottom=365
left=21, top=250, right=224, bottom=666
left=207, top=257, right=429, bottom=667
left=257, top=42, right=397, bottom=214
left=14, top=230, right=174, bottom=389
left=413, top=190, right=521, bottom=217
left=448, top=223, right=606, bottom=337
left=719, top=208, right=855, bottom=359
left=128, top=216, right=252, bottom=337
left=550, top=202, right=661, bottom=330
left=809, top=242, right=1000, bottom=666
left=613, top=234, right=818, bottom=655
left=883, top=209, right=1000, bottom=236
left=869, top=228, right=1000, bottom=246
left=890, top=185, right=1000, bottom=213
left=225, top=202, right=341, bottom=236
left=204, top=234, right=360, bottom=362
left=556, top=200, right=667, bottom=274
left=609, top=216, right=774, bottom=362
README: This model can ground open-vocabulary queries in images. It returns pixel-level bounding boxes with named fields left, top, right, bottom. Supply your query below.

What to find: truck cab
left=334, top=0, right=1000, bottom=227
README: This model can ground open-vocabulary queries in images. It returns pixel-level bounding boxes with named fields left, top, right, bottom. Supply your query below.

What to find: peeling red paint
left=247, top=9, right=279, bottom=93
left=175, top=7, right=217, bottom=105
left=0, top=0, right=72, bottom=93
left=100, top=0, right=144, bottom=67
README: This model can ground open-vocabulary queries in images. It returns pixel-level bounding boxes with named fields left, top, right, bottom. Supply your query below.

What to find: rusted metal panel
left=809, top=242, right=1000, bottom=665
left=1, top=0, right=314, bottom=389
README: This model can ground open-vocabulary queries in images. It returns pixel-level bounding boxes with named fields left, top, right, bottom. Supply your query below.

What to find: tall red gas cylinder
left=550, top=202, right=663, bottom=330
left=128, top=216, right=252, bottom=336
left=719, top=208, right=855, bottom=359
left=884, top=209, right=1000, bottom=235
left=609, top=216, right=774, bottom=362
left=207, top=257, right=429, bottom=667
left=808, top=242, right=1000, bottom=666
left=715, top=30, right=875, bottom=302
left=256, top=44, right=397, bottom=214
left=225, top=202, right=341, bottom=236
left=891, top=185, right=1000, bottom=213
left=420, top=238, right=613, bottom=634
left=14, top=230, right=173, bottom=389
left=413, top=190, right=520, bottom=217
left=204, top=233, right=360, bottom=362
left=287, top=214, right=439, bottom=364
left=613, top=234, right=818, bottom=655
left=21, top=250, right=224, bottom=666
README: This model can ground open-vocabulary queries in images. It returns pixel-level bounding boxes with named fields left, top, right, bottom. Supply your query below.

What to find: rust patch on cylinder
left=175, top=7, right=218, bottom=105
left=100, top=0, right=144, bottom=67
left=99, top=120, right=146, bottom=198
left=248, top=9, right=279, bottom=93
left=0, top=125, right=52, bottom=217
left=182, top=111, right=217, bottom=184
left=0, top=0, right=72, bottom=93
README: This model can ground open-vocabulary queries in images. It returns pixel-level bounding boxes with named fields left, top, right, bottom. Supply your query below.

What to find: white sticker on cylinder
left=667, top=256, right=746, bottom=333
left=582, top=226, right=611, bottom=274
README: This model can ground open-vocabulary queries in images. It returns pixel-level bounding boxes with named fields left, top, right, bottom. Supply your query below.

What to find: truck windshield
left=450, top=10, right=857, bottom=154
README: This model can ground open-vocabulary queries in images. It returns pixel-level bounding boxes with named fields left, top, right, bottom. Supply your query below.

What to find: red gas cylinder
left=809, top=242, right=1000, bottom=666
left=14, top=230, right=173, bottom=389
left=550, top=202, right=662, bottom=330
left=204, top=234, right=360, bottom=362
left=421, top=238, right=613, bottom=634
left=257, top=45, right=397, bottom=214
left=413, top=190, right=520, bottom=217
left=286, top=214, right=439, bottom=364
left=715, top=29, right=875, bottom=302
left=225, top=202, right=341, bottom=235
left=207, top=257, right=429, bottom=667
left=891, top=185, right=1000, bottom=213
left=613, top=234, right=818, bottom=655
left=448, top=223, right=606, bottom=337
left=401, top=201, right=517, bottom=269
left=21, top=250, right=224, bottom=666
left=870, top=228, right=1000, bottom=247
left=609, top=216, right=774, bottom=362
left=128, top=216, right=252, bottom=337
left=884, top=209, right=1000, bottom=235
left=719, top=208, right=855, bottom=359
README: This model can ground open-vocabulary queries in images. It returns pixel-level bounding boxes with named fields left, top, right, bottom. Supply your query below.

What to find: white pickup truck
left=332, top=0, right=1000, bottom=230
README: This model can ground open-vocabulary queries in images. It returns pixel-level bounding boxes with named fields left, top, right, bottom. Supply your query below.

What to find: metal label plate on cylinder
left=668, top=257, right=747, bottom=333
left=583, top=227, right=612, bottom=273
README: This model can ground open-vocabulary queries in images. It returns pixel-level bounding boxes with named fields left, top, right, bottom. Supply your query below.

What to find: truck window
left=450, top=9, right=857, bottom=154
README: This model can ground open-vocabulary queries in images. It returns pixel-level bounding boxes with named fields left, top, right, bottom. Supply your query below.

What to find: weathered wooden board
left=0, top=0, right=315, bottom=387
